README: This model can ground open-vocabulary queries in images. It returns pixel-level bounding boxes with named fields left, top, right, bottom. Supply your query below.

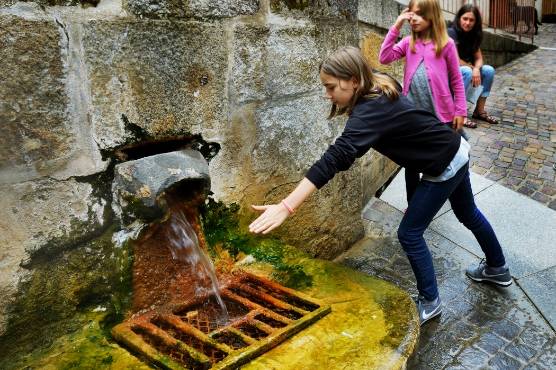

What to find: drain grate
left=112, top=272, right=331, bottom=369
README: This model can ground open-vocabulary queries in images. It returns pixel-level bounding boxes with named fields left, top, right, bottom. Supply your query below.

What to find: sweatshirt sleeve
left=445, top=40, right=467, bottom=117
left=379, top=27, right=408, bottom=65
left=305, top=117, right=379, bottom=189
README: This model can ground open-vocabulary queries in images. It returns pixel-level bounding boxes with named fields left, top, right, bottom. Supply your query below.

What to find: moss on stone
left=0, top=225, right=133, bottom=369
left=4, top=311, right=148, bottom=370
left=2, top=198, right=418, bottom=368
left=4, top=253, right=418, bottom=370
left=201, top=197, right=313, bottom=290
left=241, top=258, right=418, bottom=370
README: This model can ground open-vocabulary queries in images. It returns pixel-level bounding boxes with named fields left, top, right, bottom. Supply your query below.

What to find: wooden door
left=489, top=0, right=512, bottom=29
left=542, top=0, right=556, bottom=15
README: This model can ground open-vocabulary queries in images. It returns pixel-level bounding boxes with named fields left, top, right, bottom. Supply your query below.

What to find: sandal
left=472, top=111, right=499, bottom=125
left=463, top=118, right=478, bottom=128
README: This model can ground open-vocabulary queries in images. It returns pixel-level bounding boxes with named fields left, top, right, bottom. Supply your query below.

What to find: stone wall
left=0, top=0, right=408, bottom=347
left=480, top=31, right=537, bottom=68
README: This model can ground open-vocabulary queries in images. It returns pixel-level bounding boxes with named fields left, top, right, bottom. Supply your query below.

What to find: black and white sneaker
left=416, top=295, right=442, bottom=326
left=466, top=259, right=512, bottom=287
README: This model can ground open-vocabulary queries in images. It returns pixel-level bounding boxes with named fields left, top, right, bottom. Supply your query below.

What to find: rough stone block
left=230, top=21, right=320, bottom=104
left=314, top=17, right=359, bottom=57
left=0, top=16, right=98, bottom=183
left=230, top=23, right=270, bottom=103
left=0, top=178, right=107, bottom=335
left=360, top=28, right=404, bottom=81
left=125, top=0, right=260, bottom=19
left=251, top=95, right=364, bottom=257
left=82, top=20, right=228, bottom=148
left=0, top=0, right=99, bottom=6
left=264, top=21, right=321, bottom=97
left=269, top=0, right=357, bottom=20
left=360, top=149, right=398, bottom=205
left=253, top=95, right=338, bottom=173
left=230, top=17, right=358, bottom=104
left=359, top=0, right=402, bottom=30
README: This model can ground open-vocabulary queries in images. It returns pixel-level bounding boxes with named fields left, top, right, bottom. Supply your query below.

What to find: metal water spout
left=112, top=148, right=210, bottom=225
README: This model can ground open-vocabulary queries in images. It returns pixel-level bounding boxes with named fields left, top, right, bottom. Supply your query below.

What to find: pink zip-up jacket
left=379, top=26, right=467, bottom=123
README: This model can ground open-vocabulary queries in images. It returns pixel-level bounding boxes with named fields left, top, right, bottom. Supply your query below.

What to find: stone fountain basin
left=239, top=257, right=419, bottom=370
left=18, top=247, right=418, bottom=369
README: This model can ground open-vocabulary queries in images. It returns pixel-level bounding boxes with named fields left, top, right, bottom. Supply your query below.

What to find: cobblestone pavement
left=466, top=23, right=556, bottom=210
left=336, top=199, right=556, bottom=370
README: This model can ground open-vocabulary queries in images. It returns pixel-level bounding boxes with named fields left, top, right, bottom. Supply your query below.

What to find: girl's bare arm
left=379, top=9, right=412, bottom=64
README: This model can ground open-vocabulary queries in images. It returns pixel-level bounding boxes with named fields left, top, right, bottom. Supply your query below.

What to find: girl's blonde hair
left=320, top=46, right=400, bottom=118
left=408, top=0, right=449, bottom=56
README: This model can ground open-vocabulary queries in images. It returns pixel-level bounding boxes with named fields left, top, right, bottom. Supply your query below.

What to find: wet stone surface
left=467, top=24, right=556, bottom=210
left=336, top=198, right=556, bottom=369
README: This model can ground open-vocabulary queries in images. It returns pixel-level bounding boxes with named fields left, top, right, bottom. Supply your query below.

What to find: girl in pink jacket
left=379, top=0, right=468, bottom=203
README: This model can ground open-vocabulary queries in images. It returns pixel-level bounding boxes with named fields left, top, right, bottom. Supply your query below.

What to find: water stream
left=165, top=207, right=229, bottom=324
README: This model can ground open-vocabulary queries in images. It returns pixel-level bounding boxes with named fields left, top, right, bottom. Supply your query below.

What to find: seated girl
left=448, top=4, right=500, bottom=126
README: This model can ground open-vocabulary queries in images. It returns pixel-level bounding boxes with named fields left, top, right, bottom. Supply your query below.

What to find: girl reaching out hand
left=379, top=0, right=468, bottom=203
left=249, top=46, right=511, bottom=326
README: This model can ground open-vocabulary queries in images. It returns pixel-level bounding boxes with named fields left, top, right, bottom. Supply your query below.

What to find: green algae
left=2, top=197, right=417, bottom=369
left=242, top=257, right=419, bottom=370
left=201, top=198, right=418, bottom=369
left=9, top=311, right=149, bottom=370
left=201, top=197, right=312, bottom=290
left=0, top=225, right=134, bottom=370
left=5, top=235, right=418, bottom=370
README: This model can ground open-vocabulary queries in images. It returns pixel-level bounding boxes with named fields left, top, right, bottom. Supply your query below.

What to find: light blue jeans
left=460, top=65, right=495, bottom=98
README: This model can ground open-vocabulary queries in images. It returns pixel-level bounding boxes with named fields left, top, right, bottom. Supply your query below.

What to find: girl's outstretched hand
left=395, top=8, right=414, bottom=30
left=249, top=204, right=290, bottom=234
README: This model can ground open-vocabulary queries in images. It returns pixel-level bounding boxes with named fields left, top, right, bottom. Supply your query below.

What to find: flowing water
left=165, top=208, right=229, bottom=324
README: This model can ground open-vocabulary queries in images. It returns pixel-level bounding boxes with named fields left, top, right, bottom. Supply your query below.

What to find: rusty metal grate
left=112, top=272, right=331, bottom=369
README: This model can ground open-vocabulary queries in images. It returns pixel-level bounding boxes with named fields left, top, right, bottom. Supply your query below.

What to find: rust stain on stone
left=131, top=197, right=209, bottom=312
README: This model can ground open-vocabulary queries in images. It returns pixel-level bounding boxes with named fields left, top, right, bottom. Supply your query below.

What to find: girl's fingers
left=251, top=205, right=269, bottom=212
left=249, top=205, right=271, bottom=231
left=261, top=223, right=278, bottom=234
left=251, top=219, right=274, bottom=234
left=249, top=216, right=267, bottom=231
left=249, top=203, right=288, bottom=234
left=249, top=212, right=275, bottom=232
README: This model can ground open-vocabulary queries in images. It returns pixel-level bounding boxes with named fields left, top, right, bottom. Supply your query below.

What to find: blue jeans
left=397, top=163, right=506, bottom=301
left=460, top=65, right=495, bottom=98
